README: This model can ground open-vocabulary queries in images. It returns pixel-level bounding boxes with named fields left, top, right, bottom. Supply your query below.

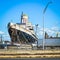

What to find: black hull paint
left=8, top=28, right=37, bottom=44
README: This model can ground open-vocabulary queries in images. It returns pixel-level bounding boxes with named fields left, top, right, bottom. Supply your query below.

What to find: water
left=38, top=39, right=60, bottom=46
left=0, top=58, right=60, bottom=60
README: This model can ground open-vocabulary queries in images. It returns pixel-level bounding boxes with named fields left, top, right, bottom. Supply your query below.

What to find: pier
left=0, top=49, right=60, bottom=58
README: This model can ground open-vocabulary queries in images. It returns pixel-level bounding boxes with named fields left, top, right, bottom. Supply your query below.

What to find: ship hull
left=8, top=27, right=37, bottom=44
left=7, top=12, right=38, bottom=44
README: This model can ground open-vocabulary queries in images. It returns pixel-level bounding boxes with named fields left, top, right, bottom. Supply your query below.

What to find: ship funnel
left=21, top=12, right=28, bottom=24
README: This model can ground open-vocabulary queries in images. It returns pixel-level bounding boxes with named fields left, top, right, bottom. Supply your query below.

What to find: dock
left=0, top=49, right=60, bottom=58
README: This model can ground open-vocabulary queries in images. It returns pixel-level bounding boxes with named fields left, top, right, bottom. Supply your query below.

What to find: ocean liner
left=8, top=12, right=38, bottom=44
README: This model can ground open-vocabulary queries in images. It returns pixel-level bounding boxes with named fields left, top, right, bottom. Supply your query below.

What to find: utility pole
left=43, top=1, right=52, bottom=50
left=0, top=35, right=2, bottom=43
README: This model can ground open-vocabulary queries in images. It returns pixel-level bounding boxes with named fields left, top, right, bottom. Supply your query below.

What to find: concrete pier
left=0, top=49, right=60, bottom=58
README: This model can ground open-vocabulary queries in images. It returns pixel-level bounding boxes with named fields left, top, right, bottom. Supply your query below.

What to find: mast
left=21, top=12, right=23, bottom=23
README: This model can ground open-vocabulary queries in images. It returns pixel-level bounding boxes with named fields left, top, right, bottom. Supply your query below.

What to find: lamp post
left=43, top=1, right=52, bottom=50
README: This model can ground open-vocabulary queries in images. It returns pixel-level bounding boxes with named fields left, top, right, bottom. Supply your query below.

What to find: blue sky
left=0, top=0, right=60, bottom=40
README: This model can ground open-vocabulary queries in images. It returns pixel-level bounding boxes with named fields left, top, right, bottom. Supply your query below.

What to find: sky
left=0, top=0, right=60, bottom=40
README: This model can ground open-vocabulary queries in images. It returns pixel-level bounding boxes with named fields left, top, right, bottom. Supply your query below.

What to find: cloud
left=36, top=26, right=60, bottom=37
left=3, top=34, right=9, bottom=37
left=51, top=27, right=59, bottom=31
left=44, top=28, right=55, bottom=35
left=0, top=31, right=4, bottom=34
left=0, top=30, right=9, bottom=36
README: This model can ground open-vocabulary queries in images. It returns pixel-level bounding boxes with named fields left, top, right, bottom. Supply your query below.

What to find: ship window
left=28, top=26, right=31, bottom=27
left=29, top=28, right=33, bottom=30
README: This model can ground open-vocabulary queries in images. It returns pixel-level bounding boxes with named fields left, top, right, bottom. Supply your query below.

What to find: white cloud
left=33, top=26, right=60, bottom=38
left=0, top=31, right=4, bottom=34
left=51, top=26, right=60, bottom=31
left=3, top=34, right=9, bottom=37
left=45, top=28, right=55, bottom=35
left=36, top=26, right=60, bottom=37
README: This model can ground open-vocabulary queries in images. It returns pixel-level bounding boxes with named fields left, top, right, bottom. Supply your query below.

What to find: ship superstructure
left=8, top=12, right=38, bottom=44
